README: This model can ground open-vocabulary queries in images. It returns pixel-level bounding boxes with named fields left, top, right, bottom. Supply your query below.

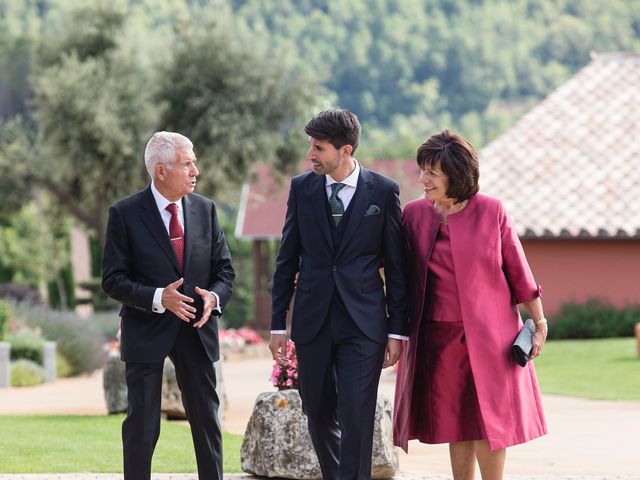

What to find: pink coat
left=393, top=193, right=547, bottom=451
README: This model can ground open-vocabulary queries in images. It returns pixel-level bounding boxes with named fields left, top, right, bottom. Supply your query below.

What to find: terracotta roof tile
left=479, top=53, right=640, bottom=239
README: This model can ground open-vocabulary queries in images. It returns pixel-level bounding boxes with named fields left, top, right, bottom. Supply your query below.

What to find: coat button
left=332, top=265, right=337, bottom=271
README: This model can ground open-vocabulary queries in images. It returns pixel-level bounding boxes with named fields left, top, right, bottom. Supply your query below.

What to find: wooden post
left=252, top=239, right=275, bottom=334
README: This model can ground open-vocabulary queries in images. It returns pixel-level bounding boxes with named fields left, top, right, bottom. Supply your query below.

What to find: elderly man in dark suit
left=270, top=109, right=409, bottom=480
left=102, top=131, right=234, bottom=480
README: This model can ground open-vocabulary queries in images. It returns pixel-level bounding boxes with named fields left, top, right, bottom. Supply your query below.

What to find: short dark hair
left=304, top=108, right=361, bottom=154
left=416, top=129, right=479, bottom=202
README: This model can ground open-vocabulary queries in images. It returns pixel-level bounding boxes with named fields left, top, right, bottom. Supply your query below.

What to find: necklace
left=435, top=199, right=469, bottom=224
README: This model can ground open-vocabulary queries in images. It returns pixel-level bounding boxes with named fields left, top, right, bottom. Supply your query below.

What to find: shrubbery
left=0, top=283, right=44, bottom=306
left=548, top=299, right=640, bottom=339
left=11, top=359, right=45, bottom=387
left=56, top=351, right=72, bottom=378
left=11, top=303, right=107, bottom=375
left=6, top=331, right=44, bottom=364
left=91, top=310, right=120, bottom=341
left=77, top=277, right=119, bottom=312
left=0, top=298, right=9, bottom=340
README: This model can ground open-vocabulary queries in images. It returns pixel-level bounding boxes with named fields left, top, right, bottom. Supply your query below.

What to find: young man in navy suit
left=102, top=132, right=234, bottom=480
left=270, top=109, right=408, bottom=480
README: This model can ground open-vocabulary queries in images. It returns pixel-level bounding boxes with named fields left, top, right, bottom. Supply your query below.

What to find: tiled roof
left=479, top=52, right=640, bottom=239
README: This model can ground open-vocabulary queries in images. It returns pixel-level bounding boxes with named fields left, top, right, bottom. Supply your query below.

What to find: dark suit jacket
left=102, top=185, right=234, bottom=363
left=271, top=167, right=408, bottom=344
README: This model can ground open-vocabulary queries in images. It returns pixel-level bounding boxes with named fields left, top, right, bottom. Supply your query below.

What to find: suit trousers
left=295, top=296, right=387, bottom=480
left=122, top=320, right=222, bottom=480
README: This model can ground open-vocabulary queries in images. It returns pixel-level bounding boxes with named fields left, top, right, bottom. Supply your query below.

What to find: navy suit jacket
left=271, top=167, right=408, bottom=344
left=102, top=185, right=234, bottom=363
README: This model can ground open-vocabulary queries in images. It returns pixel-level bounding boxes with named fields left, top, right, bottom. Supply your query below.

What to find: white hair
left=144, top=131, right=193, bottom=179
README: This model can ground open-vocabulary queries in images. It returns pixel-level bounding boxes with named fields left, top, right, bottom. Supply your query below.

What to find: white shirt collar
left=326, top=160, right=360, bottom=188
left=150, top=181, right=182, bottom=213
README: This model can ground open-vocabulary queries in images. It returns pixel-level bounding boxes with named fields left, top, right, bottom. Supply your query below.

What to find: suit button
left=332, top=265, right=337, bottom=271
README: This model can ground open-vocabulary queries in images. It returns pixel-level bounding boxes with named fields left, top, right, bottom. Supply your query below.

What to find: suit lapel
left=182, top=194, right=195, bottom=274
left=337, top=167, right=375, bottom=258
left=309, top=174, right=334, bottom=251
left=138, top=186, right=181, bottom=273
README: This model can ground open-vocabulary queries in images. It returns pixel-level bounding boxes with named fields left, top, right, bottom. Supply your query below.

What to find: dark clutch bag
left=512, top=318, right=536, bottom=367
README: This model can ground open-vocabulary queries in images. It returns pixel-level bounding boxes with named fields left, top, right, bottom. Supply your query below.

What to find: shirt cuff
left=388, top=334, right=409, bottom=341
left=271, top=330, right=287, bottom=335
left=211, top=291, right=222, bottom=313
left=152, top=288, right=166, bottom=313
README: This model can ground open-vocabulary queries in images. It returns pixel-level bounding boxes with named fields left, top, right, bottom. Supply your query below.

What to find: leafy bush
left=216, top=209, right=257, bottom=329
left=11, top=303, right=107, bottom=375
left=0, top=298, right=9, bottom=340
left=77, top=277, right=119, bottom=312
left=56, top=351, right=72, bottom=378
left=90, top=310, right=120, bottom=341
left=7, top=331, right=44, bottom=364
left=0, top=282, right=45, bottom=305
left=11, top=359, right=45, bottom=387
left=548, top=299, right=640, bottom=339
left=47, top=261, right=75, bottom=310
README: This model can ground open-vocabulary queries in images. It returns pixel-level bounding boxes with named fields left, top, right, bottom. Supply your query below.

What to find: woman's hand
left=530, top=321, right=548, bottom=360
left=520, top=297, right=547, bottom=361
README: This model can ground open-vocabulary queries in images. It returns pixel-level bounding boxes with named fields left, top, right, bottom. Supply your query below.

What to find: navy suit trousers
left=295, top=296, right=386, bottom=480
left=122, top=321, right=222, bottom=480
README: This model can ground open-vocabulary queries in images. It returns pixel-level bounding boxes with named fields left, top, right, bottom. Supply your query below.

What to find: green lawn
left=0, top=415, right=243, bottom=473
left=534, top=337, right=640, bottom=400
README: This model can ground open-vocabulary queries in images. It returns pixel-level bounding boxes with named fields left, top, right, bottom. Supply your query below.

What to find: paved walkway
left=0, top=475, right=637, bottom=480
left=1, top=355, right=639, bottom=479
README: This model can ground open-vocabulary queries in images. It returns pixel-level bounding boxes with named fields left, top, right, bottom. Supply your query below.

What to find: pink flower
left=270, top=340, right=299, bottom=390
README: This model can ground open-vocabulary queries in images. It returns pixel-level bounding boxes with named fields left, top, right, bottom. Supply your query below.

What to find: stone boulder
left=371, top=393, right=400, bottom=479
left=103, top=354, right=127, bottom=414
left=161, top=359, right=185, bottom=419
left=103, top=356, right=225, bottom=423
left=240, top=389, right=398, bottom=479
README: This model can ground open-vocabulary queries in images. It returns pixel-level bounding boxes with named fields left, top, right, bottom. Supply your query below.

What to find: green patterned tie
left=329, top=183, right=346, bottom=226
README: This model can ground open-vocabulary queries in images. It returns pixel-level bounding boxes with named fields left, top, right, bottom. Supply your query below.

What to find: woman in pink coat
left=393, top=129, right=548, bottom=480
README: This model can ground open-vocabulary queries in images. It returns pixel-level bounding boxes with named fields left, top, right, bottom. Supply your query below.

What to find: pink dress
left=413, top=223, right=486, bottom=444
left=394, top=194, right=547, bottom=452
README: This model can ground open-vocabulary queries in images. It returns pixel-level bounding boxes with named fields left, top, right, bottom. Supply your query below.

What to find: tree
left=231, top=0, right=640, bottom=149
left=0, top=2, right=157, bottom=246
left=0, top=201, right=71, bottom=305
left=0, top=2, right=319, bottom=246
left=156, top=19, right=318, bottom=196
left=0, top=0, right=44, bottom=121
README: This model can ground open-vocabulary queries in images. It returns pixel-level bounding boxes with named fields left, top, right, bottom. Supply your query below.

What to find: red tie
left=166, top=203, right=184, bottom=271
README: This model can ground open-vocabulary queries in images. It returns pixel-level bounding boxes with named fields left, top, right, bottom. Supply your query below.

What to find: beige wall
left=521, top=239, right=640, bottom=316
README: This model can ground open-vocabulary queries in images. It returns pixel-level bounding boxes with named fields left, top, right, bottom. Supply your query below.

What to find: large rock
left=160, top=359, right=226, bottom=420
left=161, top=359, right=185, bottom=419
left=371, top=393, right=400, bottom=479
left=241, top=389, right=399, bottom=479
left=103, top=354, right=127, bottom=414
left=103, top=355, right=225, bottom=423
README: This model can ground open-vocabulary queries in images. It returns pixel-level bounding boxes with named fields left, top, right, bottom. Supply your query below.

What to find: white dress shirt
left=325, top=160, right=360, bottom=210
left=271, top=162, right=408, bottom=341
left=150, top=182, right=221, bottom=314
